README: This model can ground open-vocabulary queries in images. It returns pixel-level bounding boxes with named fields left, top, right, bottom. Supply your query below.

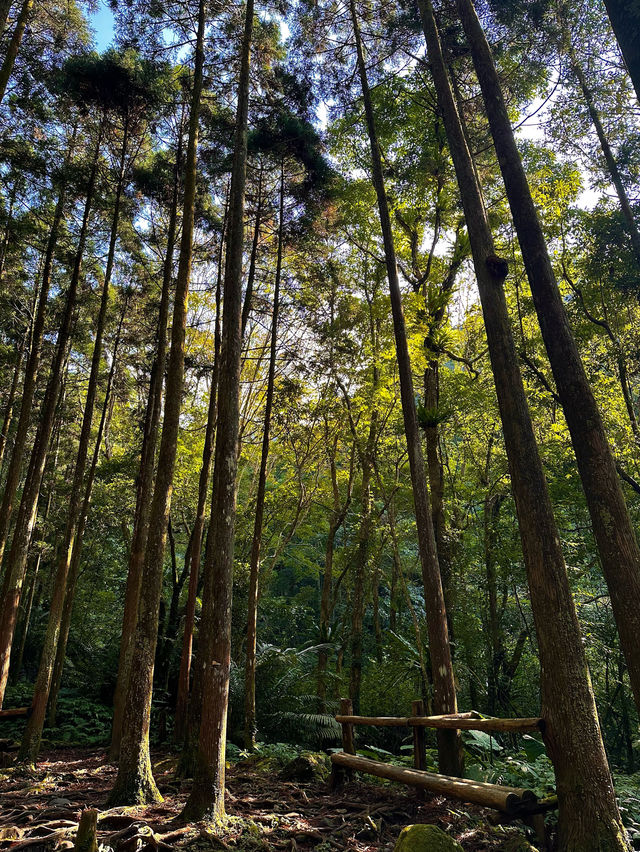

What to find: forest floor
left=0, top=747, right=540, bottom=851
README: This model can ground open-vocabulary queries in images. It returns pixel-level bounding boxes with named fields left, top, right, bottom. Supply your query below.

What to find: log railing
left=331, top=698, right=554, bottom=832
left=0, top=706, right=28, bottom=719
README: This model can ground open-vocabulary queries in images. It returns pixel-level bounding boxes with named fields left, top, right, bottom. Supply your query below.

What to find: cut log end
left=74, top=808, right=98, bottom=852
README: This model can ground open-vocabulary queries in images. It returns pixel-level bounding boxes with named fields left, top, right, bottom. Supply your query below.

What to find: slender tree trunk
left=0, top=0, right=33, bottom=103
left=559, top=19, right=640, bottom=265
left=388, top=497, right=401, bottom=633
left=18, top=122, right=129, bottom=763
left=108, top=3, right=204, bottom=804
left=423, top=359, right=456, bottom=638
left=0, top=126, right=100, bottom=710
left=348, top=0, right=462, bottom=775
left=173, top=200, right=226, bottom=747
left=0, top=0, right=14, bottom=35
left=243, top=166, right=283, bottom=750
left=317, top=437, right=352, bottom=710
left=241, top=169, right=263, bottom=336
left=455, top=0, right=640, bottom=719
left=348, top=437, right=374, bottom=715
left=483, top=491, right=503, bottom=716
left=418, top=2, right=629, bottom=846
left=181, top=0, right=254, bottom=821
left=0, top=337, right=25, bottom=473
left=602, top=0, right=640, bottom=104
left=47, top=304, right=126, bottom=727
left=10, top=411, right=62, bottom=685
left=0, top=152, right=72, bottom=568
left=109, top=120, right=183, bottom=762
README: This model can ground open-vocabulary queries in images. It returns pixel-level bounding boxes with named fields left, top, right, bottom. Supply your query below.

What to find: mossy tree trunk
left=109, top=115, right=183, bottom=762
left=454, top=0, right=640, bottom=719
left=243, top=162, right=283, bottom=751
left=108, top=0, right=204, bottom=804
left=348, top=0, right=462, bottom=776
left=0, top=124, right=101, bottom=711
left=19, top=119, right=130, bottom=765
left=181, top=0, right=254, bottom=822
left=418, top=1, right=629, bottom=846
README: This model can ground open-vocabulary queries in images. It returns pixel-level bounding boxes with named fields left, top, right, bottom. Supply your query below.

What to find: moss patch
left=394, top=824, right=463, bottom=852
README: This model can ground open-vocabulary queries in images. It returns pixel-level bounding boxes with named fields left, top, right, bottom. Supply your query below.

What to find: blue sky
left=91, top=1, right=115, bottom=50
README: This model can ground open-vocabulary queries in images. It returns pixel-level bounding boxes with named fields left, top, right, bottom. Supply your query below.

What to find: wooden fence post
left=412, top=699, right=426, bottom=800
left=331, top=697, right=355, bottom=789
left=340, top=698, right=356, bottom=756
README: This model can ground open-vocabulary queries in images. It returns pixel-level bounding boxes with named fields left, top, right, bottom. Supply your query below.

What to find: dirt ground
left=0, top=748, right=540, bottom=850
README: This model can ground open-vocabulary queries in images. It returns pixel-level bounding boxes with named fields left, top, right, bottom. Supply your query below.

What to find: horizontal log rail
left=0, top=706, right=28, bottom=719
left=334, top=713, right=544, bottom=733
left=330, top=752, right=543, bottom=815
left=332, top=698, right=554, bottom=848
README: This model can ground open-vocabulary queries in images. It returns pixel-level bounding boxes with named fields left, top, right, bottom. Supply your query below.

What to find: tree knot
left=485, top=253, right=509, bottom=279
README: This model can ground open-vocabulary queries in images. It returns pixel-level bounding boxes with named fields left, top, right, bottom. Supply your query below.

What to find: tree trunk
left=0, top=146, right=72, bottom=569
left=110, top=0, right=205, bottom=804
left=455, top=0, right=640, bottom=720
left=241, top=169, right=263, bottom=336
left=418, top=2, right=629, bottom=846
left=559, top=17, right=640, bottom=266
left=243, top=163, right=283, bottom=751
left=348, top=0, right=462, bottom=776
left=602, top=0, right=640, bottom=104
left=10, top=410, right=63, bottom=685
left=47, top=304, right=126, bottom=727
left=348, top=442, right=373, bottom=715
left=181, top=0, right=253, bottom=821
left=109, top=117, right=183, bottom=762
left=108, top=1, right=204, bottom=806
left=173, top=199, right=226, bottom=747
left=0, top=0, right=33, bottom=103
left=0, top=125, right=101, bottom=710
left=19, top=119, right=129, bottom=764
left=0, top=335, right=25, bottom=472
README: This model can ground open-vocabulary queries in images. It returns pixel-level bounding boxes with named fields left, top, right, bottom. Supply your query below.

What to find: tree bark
left=0, top=335, right=25, bottom=472
left=19, top=119, right=129, bottom=764
left=47, top=303, right=126, bottom=727
left=108, top=1, right=204, bottom=804
left=602, top=0, right=640, bottom=104
left=0, top=144, right=72, bottom=570
left=418, top=1, right=629, bottom=846
left=181, top=0, right=254, bottom=821
left=241, top=168, right=263, bottom=336
left=0, top=125, right=101, bottom=710
left=455, top=0, right=640, bottom=721
left=0, top=0, right=33, bottom=103
left=243, top=163, right=283, bottom=750
left=173, top=198, right=226, bottom=747
left=348, top=0, right=462, bottom=776
left=109, top=117, right=183, bottom=762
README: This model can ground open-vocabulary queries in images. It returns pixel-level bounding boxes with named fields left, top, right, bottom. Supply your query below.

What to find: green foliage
left=0, top=684, right=112, bottom=746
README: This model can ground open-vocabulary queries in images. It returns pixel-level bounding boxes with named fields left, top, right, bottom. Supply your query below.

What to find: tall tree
left=0, top=120, right=103, bottom=709
left=347, top=0, right=462, bottom=775
left=108, top=0, right=205, bottom=803
left=418, top=1, right=629, bottom=845
left=181, top=0, right=254, bottom=821
left=243, top=163, right=283, bottom=750
left=601, top=0, right=640, bottom=103
left=109, top=132, right=183, bottom=761
left=454, top=0, right=640, bottom=716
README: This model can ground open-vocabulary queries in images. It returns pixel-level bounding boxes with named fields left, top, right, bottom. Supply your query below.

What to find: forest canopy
left=0, top=0, right=639, bottom=849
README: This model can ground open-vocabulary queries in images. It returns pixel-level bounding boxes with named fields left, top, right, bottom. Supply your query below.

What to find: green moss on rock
left=394, top=824, right=463, bottom=852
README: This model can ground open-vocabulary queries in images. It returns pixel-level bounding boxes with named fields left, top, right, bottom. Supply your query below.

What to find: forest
left=0, top=0, right=639, bottom=848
